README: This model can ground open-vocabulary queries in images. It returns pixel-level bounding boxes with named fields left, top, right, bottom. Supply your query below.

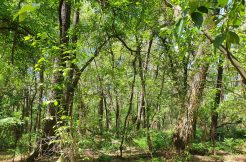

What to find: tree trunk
left=136, top=42, right=146, bottom=130
left=98, top=91, right=104, bottom=135
left=37, top=67, right=44, bottom=131
left=26, top=1, right=71, bottom=160
left=104, top=94, right=111, bottom=130
left=115, top=94, right=120, bottom=137
left=77, top=95, right=86, bottom=135
left=40, top=0, right=71, bottom=153
left=173, top=42, right=209, bottom=151
left=120, top=57, right=137, bottom=157
left=210, top=56, right=224, bottom=147
left=109, top=47, right=121, bottom=136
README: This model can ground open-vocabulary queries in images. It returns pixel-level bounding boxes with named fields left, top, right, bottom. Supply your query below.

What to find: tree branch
left=203, top=30, right=246, bottom=84
left=71, top=38, right=109, bottom=88
left=80, top=39, right=108, bottom=73
left=216, top=120, right=242, bottom=129
left=114, top=35, right=140, bottom=53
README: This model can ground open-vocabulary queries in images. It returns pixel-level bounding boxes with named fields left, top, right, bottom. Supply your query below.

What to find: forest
left=0, top=0, right=246, bottom=161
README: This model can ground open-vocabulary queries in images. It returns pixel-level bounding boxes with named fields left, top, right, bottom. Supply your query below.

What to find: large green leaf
left=176, top=18, right=185, bottom=37
left=213, top=33, right=226, bottom=48
left=227, top=31, right=240, bottom=45
left=13, top=3, right=39, bottom=22
left=191, top=12, right=203, bottom=28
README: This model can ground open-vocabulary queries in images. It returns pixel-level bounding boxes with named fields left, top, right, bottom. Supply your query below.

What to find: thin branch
left=80, top=39, right=108, bottom=73
left=71, top=38, right=109, bottom=88
left=114, top=35, right=140, bottom=53
left=216, top=120, right=242, bottom=129
left=203, top=30, right=246, bottom=84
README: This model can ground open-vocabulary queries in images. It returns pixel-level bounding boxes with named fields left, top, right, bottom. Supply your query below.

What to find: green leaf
left=13, top=4, right=39, bottom=21
left=38, top=57, right=45, bottom=64
left=233, top=19, right=241, bottom=28
left=52, top=46, right=60, bottom=50
left=18, top=12, right=27, bottom=22
left=136, top=2, right=141, bottom=5
left=213, top=34, right=226, bottom=48
left=160, top=27, right=171, bottom=36
left=191, top=12, right=203, bottom=28
left=227, top=31, right=240, bottom=44
left=197, top=6, right=208, bottom=13
left=189, top=1, right=199, bottom=12
left=54, top=100, right=59, bottom=106
left=175, top=18, right=185, bottom=37
left=24, top=35, right=31, bottom=41
left=218, top=0, right=228, bottom=7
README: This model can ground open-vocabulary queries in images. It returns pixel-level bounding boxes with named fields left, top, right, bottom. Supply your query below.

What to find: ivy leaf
left=213, top=34, right=226, bottom=48
left=227, top=31, right=240, bottom=44
left=191, top=12, right=203, bottom=28
left=198, top=6, right=208, bottom=13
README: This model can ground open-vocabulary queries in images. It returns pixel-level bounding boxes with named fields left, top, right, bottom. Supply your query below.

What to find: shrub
left=152, top=131, right=172, bottom=151
left=98, top=154, right=112, bottom=162
left=133, top=137, right=148, bottom=150
left=216, top=138, right=245, bottom=153
left=189, top=143, right=209, bottom=155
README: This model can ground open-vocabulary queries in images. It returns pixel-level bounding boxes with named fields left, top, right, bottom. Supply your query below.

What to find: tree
left=0, top=0, right=246, bottom=161
left=173, top=42, right=210, bottom=150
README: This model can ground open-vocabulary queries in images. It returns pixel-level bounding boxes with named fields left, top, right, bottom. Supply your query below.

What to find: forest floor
left=193, top=142, right=246, bottom=162
left=0, top=143, right=246, bottom=161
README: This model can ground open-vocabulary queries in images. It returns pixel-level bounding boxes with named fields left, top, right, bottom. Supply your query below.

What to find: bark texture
left=173, top=42, right=209, bottom=151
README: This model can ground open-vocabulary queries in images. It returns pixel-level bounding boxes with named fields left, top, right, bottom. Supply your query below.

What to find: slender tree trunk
left=145, top=38, right=153, bottom=153
left=11, top=32, right=17, bottom=64
left=136, top=42, right=146, bottom=130
left=78, top=98, right=87, bottom=136
left=173, top=42, right=210, bottom=151
left=37, top=67, right=44, bottom=131
left=29, top=70, right=37, bottom=151
left=104, top=95, right=111, bottom=130
left=109, top=47, right=121, bottom=136
left=120, top=57, right=137, bottom=157
left=155, top=71, right=165, bottom=130
left=98, top=91, right=104, bottom=135
left=210, top=56, right=224, bottom=148
left=115, top=94, right=120, bottom=137
left=94, top=60, right=105, bottom=135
